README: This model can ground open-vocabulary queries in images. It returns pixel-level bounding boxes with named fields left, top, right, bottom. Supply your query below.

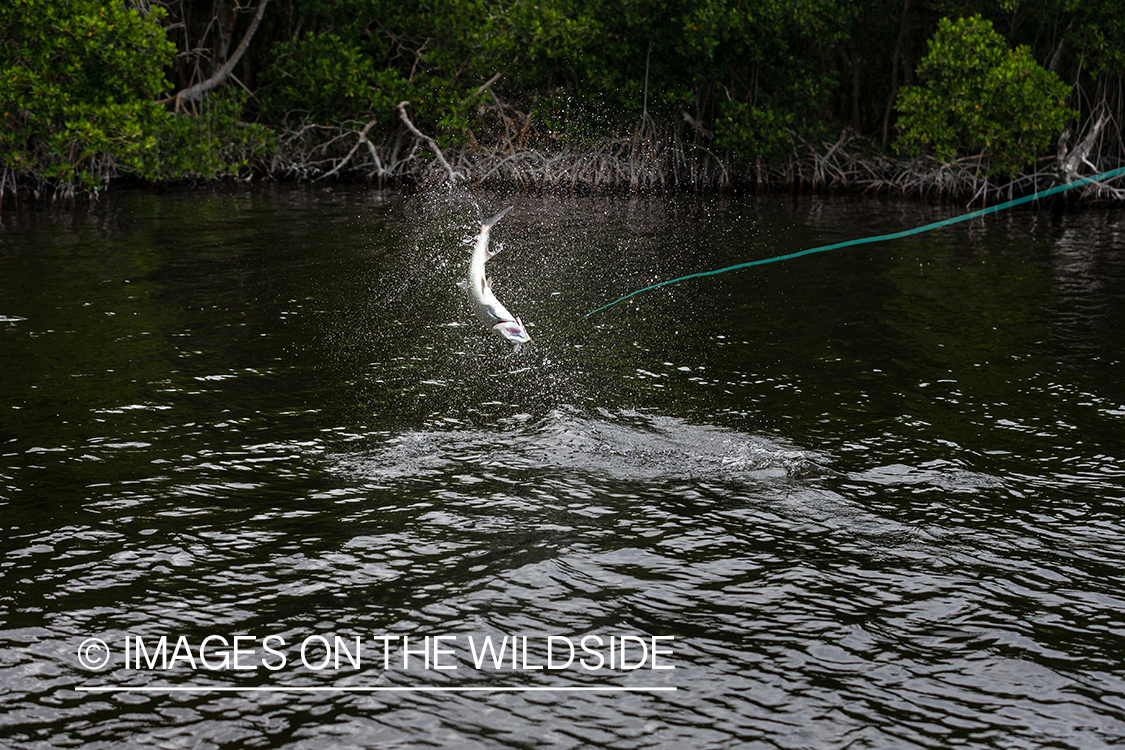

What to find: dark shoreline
left=4, top=135, right=1124, bottom=214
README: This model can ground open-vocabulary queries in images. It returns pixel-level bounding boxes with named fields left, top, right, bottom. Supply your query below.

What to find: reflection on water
left=1, top=186, right=1124, bottom=748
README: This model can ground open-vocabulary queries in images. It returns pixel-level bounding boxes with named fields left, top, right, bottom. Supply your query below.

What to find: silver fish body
left=457, top=206, right=532, bottom=351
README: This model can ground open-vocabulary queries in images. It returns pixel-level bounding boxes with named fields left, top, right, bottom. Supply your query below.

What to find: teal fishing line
left=583, top=166, right=1125, bottom=320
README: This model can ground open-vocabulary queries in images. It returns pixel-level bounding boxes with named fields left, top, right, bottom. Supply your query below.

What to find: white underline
left=77, top=685, right=676, bottom=693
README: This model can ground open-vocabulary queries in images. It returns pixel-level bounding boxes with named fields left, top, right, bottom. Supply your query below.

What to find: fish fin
left=456, top=279, right=468, bottom=292
left=486, top=241, right=503, bottom=261
left=483, top=276, right=492, bottom=293
left=480, top=205, right=513, bottom=229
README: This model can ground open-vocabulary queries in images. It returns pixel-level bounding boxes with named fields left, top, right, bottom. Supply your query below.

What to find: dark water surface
left=1, top=185, right=1124, bottom=749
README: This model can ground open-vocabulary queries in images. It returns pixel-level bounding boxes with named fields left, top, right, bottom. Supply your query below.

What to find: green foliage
left=448, top=0, right=599, bottom=89
left=1048, top=0, right=1125, bottom=77
left=257, top=33, right=406, bottom=123
left=894, top=15, right=1073, bottom=175
left=0, top=0, right=270, bottom=194
left=715, top=102, right=793, bottom=160
left=673, top=0, right=853, bottom=159
left=0, top=0, right=175, bottom=191
left=250, top=0, right=604, bottom=146
left=3, top=0, right=1117, bottom=195
left=144, top=92, right=274, bottom=182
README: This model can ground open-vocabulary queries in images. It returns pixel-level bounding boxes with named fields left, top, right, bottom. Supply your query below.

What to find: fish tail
left=480, top=205, right=513, bottom=229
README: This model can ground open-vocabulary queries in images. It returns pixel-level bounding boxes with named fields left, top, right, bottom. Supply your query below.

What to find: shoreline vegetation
left=3, top=1, right=1125, bottom=210
left=268, top=113, right=1125, bottom=205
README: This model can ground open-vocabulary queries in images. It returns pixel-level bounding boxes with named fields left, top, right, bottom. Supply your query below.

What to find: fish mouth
left=493, top=320, right=532, bottom=346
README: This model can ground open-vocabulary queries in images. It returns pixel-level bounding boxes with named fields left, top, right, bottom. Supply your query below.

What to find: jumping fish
left=457, top=206, right=532, bottom=352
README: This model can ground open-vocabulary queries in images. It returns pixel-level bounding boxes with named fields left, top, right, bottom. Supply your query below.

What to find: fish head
left=492, top=318, right=532, bottom=352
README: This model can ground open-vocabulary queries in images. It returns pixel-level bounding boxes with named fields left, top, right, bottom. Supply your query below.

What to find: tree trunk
left=169, top=0, right=270, bottom=110
left=882, top=0, right=913, bottom=148
left=1057, top=108, right=1109, bottom=184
